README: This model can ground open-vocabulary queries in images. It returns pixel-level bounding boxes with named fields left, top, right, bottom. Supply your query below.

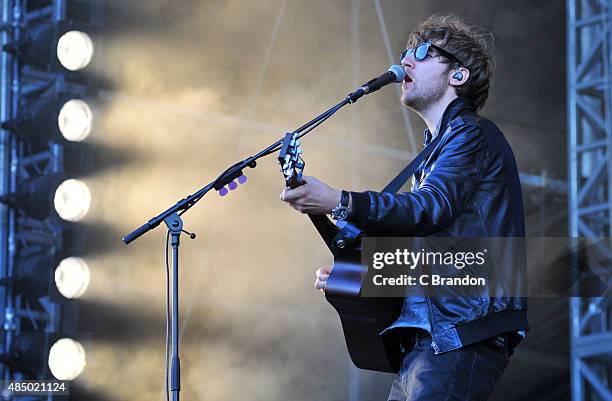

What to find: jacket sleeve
left=349, top=124, right=486, bottom=236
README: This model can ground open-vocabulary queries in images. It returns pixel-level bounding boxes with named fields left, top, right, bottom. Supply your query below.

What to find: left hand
left=280, top=176, right=341, bottom=214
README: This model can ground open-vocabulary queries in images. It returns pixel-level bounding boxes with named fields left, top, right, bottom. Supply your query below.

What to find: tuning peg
left=228, top=181, right=238, bottom=190
left=238, top=175, right=247, bottom=184
left=218, top=187, right=229, bottom=196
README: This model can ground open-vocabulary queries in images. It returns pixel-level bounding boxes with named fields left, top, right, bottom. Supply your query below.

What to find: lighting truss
left=568, top=0, right=612, bottom=400
left=1, top=0, right=101, bottom=392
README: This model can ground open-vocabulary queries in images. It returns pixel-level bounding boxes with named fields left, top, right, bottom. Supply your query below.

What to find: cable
left=248, top=0, right=288, bottom=117
left=373, top=0, right=416, bottom=154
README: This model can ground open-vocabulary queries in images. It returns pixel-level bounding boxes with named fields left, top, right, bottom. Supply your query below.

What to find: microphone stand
left=123, top=87, right=369, bottom=401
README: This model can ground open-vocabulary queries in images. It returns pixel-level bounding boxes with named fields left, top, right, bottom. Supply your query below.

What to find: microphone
left=348, top=65, right=406, bottom=103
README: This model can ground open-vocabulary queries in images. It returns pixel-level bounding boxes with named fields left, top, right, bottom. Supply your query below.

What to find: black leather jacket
left=349, top=97, right=528, bottom=353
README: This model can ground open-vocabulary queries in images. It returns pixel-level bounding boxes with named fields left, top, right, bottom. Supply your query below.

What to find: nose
left=401, top=51, right=415, bottom=69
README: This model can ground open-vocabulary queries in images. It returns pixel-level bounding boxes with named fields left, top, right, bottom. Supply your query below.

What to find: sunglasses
left=400, top=42, right=465, bottom=66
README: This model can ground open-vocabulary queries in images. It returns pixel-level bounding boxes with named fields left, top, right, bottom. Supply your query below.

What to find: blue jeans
left=387, top=334, right=509, bottom=401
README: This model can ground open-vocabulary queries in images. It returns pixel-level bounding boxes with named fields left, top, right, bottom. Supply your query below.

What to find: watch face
left=331, top=206, right=350, bottom=221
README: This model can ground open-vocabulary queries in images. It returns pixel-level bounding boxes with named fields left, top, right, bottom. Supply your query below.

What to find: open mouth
left=402, top=76, right=413, bottom=89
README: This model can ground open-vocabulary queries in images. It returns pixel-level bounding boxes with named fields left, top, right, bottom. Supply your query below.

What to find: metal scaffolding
left=568, top=0, right=612, bottom=400
left=1, top=0, right=101, bottom=393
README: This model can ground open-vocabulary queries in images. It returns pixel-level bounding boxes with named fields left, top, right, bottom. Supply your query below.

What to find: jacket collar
left=423, top=97, right=477, bottom=145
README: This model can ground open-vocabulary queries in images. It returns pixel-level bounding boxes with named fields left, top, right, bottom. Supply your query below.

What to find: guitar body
left=309, top=215, right=404, bottom=373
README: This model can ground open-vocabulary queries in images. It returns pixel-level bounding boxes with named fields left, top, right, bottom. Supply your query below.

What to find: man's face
left=400, top=43, right=451, bottom=111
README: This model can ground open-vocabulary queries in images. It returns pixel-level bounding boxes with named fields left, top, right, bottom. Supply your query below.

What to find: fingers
left=279, top=176, right=314, bottom=203
left=280, top=185, right=311, bottom=213
left=282, top=185, right=307, bottom=202
left=316, top=269, right=330, bottom=281
left=279, top=176, right=334, bottom=214
left=316, top=266, right=332, bottom=276
left=314, top=266, right=332, bottom=293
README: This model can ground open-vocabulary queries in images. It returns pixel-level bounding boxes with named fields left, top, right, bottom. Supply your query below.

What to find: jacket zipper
left=425, top=297, right=440, bottom=354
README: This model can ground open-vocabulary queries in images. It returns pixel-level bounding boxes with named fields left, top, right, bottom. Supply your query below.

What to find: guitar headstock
left=277, top=132, right=362, bottom=250
left=278, top=133, right=305, bottom=189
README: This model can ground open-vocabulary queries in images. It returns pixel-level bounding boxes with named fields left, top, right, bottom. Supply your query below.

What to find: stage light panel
left=56, top=30, right=94, bottom=71
left=2, top=96, right=94, bottom=143
left=48, top=338, right=87, bottom=380
left=53, top=179, right=92, bottom=222
left=58, top=99, right=93, bottom=142
left=54, top=257, right=90, bottom=299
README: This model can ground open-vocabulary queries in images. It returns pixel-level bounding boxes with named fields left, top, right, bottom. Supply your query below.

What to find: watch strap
left=339, top=190, right=349, bottom=207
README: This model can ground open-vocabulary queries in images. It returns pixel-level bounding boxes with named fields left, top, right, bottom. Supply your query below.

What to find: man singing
left=281, top=15, right=528, bottom=401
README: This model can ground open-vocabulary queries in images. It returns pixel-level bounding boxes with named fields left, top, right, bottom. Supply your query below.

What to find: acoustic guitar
left=278, top=133, right=404, bottom=373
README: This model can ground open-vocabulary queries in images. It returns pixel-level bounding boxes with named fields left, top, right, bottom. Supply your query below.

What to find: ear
left=449, top=67, right=470, bottom=86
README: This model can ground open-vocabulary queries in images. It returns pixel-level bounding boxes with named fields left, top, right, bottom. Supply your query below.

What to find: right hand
left=315, top=266, right=332, bottom=292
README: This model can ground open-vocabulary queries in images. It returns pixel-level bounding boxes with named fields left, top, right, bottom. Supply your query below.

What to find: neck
left=417, top=92, right=458, bottom=137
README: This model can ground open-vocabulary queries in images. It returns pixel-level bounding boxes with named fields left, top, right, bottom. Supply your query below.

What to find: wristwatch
left=330, top=190, right=350, bottom=221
